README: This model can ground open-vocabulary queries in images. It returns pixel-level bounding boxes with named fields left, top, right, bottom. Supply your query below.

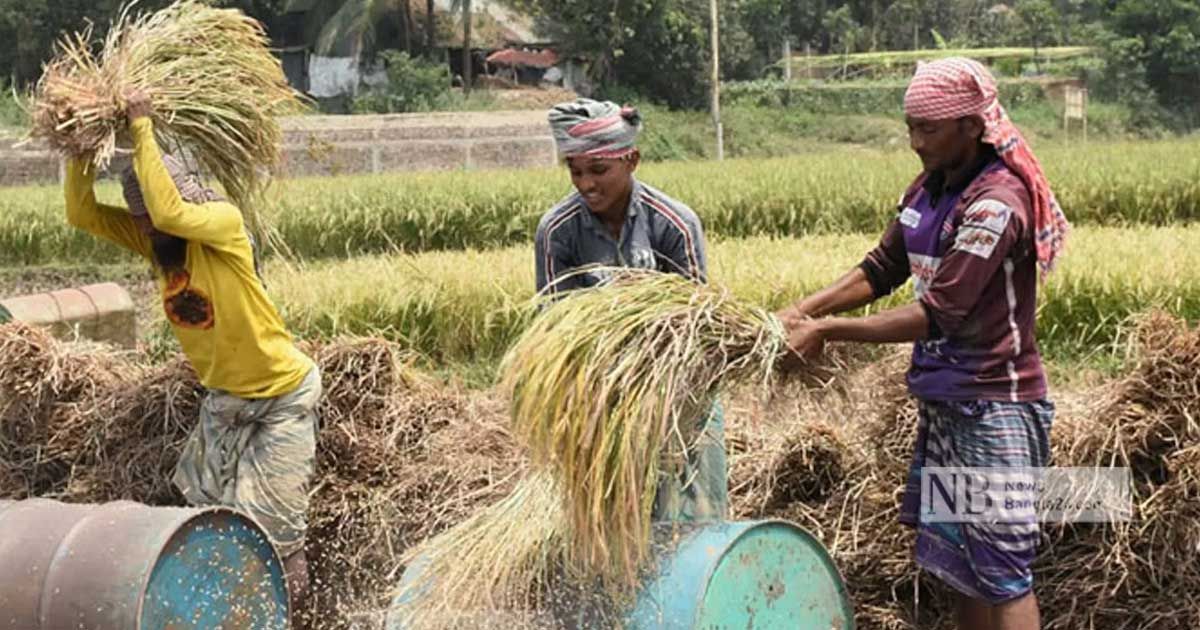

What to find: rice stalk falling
left=25, top=0, right=305, bottom=237
left=501, top=269, right=785, bottom=589
left=389, top=470, right=567, bottom=627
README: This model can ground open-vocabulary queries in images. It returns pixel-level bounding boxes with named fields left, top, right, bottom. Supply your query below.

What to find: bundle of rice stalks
left=26, top=0, right=303, bottom=232
left=501, top=270, right=785, bottom=589
left=389, top=470, right=566, bottom=627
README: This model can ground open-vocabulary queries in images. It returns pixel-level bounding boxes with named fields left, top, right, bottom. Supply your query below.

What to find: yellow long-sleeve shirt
left=64, top=117, right=311, bottom=399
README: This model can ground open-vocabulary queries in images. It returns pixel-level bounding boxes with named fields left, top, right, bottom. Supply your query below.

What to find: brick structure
left=0, top=110, right=557, bottom=185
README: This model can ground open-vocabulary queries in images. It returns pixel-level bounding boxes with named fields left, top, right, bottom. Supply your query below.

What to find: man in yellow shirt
left=63, top=92, right=320, bottom=616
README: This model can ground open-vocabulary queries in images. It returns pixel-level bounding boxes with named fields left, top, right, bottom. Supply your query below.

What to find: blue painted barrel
left=388, top=519, right=853, bottom=629
left=0, top=499, right=289, bottom=630
left=626, top=519, right=853, bottom=629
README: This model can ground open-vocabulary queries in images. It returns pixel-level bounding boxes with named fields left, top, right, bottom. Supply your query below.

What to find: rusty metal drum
left=0, top=499, right=289, bottom=629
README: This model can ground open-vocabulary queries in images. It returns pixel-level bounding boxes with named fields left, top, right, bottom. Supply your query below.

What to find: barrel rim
left=135, top=504, right=289, bottom=625
left=691, top=518, right=855, bottom=629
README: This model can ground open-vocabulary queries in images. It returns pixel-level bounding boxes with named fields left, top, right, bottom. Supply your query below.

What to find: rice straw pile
left=731, top=311, right=1200, bottom=629
left=1031, top=311, right=1200, bottom=630
left=0, top=323, right=523, bottom=630
left=5, top=306, right=1200, bottom=629
left=25, top=0, right=303, bottom=234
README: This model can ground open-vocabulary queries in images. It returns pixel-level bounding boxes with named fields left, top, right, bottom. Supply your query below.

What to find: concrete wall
left=0, top=142, right=60, bottom=186
left=0, top=110, right=557, bottom=186
left=0, top=283, right=137, bottom=349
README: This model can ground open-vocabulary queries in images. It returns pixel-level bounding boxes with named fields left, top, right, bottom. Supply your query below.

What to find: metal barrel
left=625, top=519, right=853, bottom=629
left=0, top=499, right=289, bottom=630
left=387, top=519, right=853, bottom=629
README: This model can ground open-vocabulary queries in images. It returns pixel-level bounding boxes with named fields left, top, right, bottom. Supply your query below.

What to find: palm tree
left=460, top=0, right=472, bottom=94
left=426, top=0, right=436, bottom=55
left=311, top=0, right=416, bottom=59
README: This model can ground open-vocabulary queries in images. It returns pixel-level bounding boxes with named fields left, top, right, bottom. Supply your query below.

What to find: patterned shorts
left=899, top=399, right=1054, bottom=603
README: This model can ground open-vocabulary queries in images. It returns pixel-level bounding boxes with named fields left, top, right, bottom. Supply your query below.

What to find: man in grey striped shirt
left=533, top=98, right=724, bottom=523
left=535, top=99, right=707, bottom=295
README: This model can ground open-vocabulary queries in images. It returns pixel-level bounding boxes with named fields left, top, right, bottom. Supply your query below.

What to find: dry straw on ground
left=0, top=324, right=521, bottom=629
left=2, top=309, right=1199, bottom=629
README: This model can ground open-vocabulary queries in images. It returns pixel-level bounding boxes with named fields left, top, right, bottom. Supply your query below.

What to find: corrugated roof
left=486, top=48, right=558, bottom=68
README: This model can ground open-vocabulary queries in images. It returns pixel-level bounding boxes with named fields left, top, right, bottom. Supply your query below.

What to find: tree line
left=2, top=0, right=1196, bottom=125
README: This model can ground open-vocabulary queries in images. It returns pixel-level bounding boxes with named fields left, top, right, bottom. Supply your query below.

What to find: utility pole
left=782, top=38, right=792, bottom=81
left=710, top=0, right=723, bottom=161
left=462, top=0, right=473, bottom=96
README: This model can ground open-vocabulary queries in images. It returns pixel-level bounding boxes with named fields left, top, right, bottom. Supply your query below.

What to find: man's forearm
left=793, top=267, right=877, bottom=318
left=818, top=302, right=929, bottom=344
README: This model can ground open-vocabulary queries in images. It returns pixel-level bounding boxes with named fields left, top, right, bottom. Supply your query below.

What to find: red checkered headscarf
left=904, top=57, right=1069, bottom=274
left=548, top=99, right=642, bottom=159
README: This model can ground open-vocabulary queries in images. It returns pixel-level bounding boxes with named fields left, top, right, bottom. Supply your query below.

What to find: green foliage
left=6, top=139, right=1198, bottom=265
left=1015, top=0, right=1062, bottom=66
left=0, top=80, right=26, bottom=129
left=352, top=50, right=451, bottom=113
left=0, top=0, right=284, bottom=86
left=511, top=0, right=753, bottom=109
left=724, top=78, right=1049, bottom=113
left=782, top=46, right=1096, bottom=77
left=1091, top=31, right=1175, bottom=132
left=1107, top=0, right=1200, bottom=127
left=634, top=103, right=907, bottom=160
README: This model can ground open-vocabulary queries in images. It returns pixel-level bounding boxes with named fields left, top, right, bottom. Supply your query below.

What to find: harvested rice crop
left=390, top=470, right=566, bottom=627
left=0, top=324, right=523, bottom=629
left=4, top=311, right=1200, bottom=628
left=501, top=270, right=785, bottom=588
left=24, top=0, right=303, bottom=235
left=390, top=270, right=794, bottom=626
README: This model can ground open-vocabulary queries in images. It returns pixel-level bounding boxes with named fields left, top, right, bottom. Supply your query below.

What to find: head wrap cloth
left=122, top=153, right=222, bottom=216
left=904, top=57, right=1070, bottom=274
left=548, top=98, right=642, bottom=159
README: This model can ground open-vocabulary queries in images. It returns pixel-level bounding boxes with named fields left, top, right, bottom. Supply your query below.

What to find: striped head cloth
left=122, top=153, right=222, bottom=216
left=548, top=98, right=642, bottom=159
left=904, top=57, right=1070, bottom=274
